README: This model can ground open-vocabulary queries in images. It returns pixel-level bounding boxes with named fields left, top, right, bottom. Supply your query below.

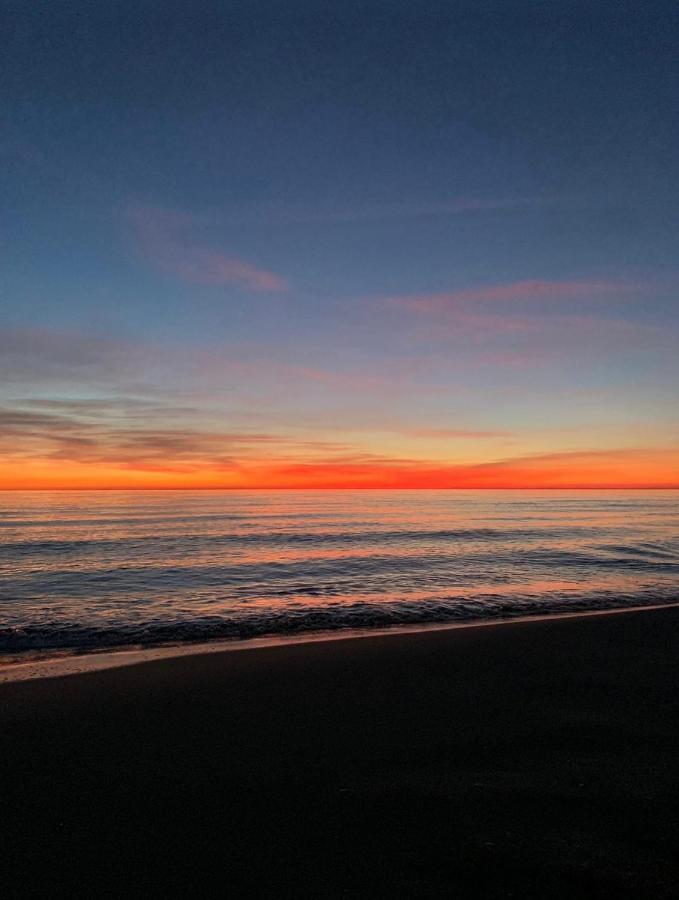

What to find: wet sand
left=3, top=606, right=679, bottom=897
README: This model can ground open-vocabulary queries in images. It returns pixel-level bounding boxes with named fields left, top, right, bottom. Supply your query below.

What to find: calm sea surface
left=1, top=490, right=678, bottom=661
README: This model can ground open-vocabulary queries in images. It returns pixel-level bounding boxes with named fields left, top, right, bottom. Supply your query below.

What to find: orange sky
left=3, top=5, right=679, bottom=494
left=2, top=447, right=678, bottom=490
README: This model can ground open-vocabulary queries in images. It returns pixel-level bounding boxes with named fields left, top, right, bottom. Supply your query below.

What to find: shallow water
left=1, top=490, right=678, bottom=660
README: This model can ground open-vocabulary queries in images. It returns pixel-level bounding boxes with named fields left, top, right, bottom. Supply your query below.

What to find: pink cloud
left=128, top=205, right=288, bottom=292
left=387, top=279, right=637, bottom=312
left=380, top=278, right=665, bottom=350
left=164, top=249, right=286, bottom=291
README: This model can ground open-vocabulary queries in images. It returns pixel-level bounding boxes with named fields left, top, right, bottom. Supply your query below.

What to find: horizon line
left=2, top=486, right=679, bottom=492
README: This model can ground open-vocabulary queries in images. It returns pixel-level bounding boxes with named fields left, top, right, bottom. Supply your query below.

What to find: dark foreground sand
left=2, top=607, right=679, bottom=898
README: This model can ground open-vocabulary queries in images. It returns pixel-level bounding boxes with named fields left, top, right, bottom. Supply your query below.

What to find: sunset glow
left=2, top=4, right=677, bottom=491
left=2, top=448, right=678, bottom=491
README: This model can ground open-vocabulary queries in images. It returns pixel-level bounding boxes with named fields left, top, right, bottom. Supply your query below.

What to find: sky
left=1, top=0, right=678, bottom=489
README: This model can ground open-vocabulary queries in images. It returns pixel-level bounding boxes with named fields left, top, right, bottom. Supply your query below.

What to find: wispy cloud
left=0, top=326, right=412, bottom=407
left=2, top=397, right=676, bottom=489
left=0, top=327, right=136, bottom=386
left=213, top=195, right=545, bottom=227
left=128, top=205, right=288, bottom=292
left=379, top=278, right=666, bottom=351
left=386, top=279, right=639, bottom=313
left=0, top=401, right=355, bottom=474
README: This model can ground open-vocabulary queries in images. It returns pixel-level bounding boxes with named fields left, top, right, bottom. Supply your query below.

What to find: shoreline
left=3, top=599, right=678, bottom=684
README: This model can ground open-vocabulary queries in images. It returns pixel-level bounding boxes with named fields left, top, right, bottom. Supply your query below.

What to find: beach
left=3, top=605, right=679, bottom=897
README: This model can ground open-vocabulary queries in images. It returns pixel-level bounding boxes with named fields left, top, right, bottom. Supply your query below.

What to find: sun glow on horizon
left=2, top=446, right=678, bottom=490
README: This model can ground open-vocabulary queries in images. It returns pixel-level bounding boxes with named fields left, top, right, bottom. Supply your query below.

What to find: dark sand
left=3, top=607, right=679, bottom=898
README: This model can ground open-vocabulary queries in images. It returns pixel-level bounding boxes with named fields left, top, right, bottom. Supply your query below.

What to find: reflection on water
left=1, top=490, right=678, bottom=659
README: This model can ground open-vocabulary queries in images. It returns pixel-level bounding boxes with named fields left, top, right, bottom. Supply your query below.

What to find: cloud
left=128, top=205, right=288, bottom=292
left=214, top=195, right=545, bottom=226
left=0, top=327, right=136, bottom=386
left=0, top=326, right=418, bottom=413
left=1, top=397, right=677, bottom=489
left=386, top=279, right=638, bottom=313
left=0, top=401, right=354, bottom=474
left=17, top=397, right=205, bottom=420
left=379, top=278, right=669, bottom=353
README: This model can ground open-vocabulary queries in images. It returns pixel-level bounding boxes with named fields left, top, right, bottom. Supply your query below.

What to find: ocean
left=1, top=489, right=678, bottom=662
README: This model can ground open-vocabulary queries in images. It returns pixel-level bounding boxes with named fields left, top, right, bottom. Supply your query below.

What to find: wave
left=0, top=526, right=610, bottom=559
left=2, top=590, right=677, bottom=656
left=2, top=490, right=677, bottom=664
left=3, top=541, right=678, bottom=599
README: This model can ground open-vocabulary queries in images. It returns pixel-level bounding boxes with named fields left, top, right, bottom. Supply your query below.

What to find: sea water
left=1, top=490, right=678, bottom=661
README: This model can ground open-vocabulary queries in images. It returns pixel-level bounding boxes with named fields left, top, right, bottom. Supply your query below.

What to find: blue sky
left=1, top=0, right=678, bottom=487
